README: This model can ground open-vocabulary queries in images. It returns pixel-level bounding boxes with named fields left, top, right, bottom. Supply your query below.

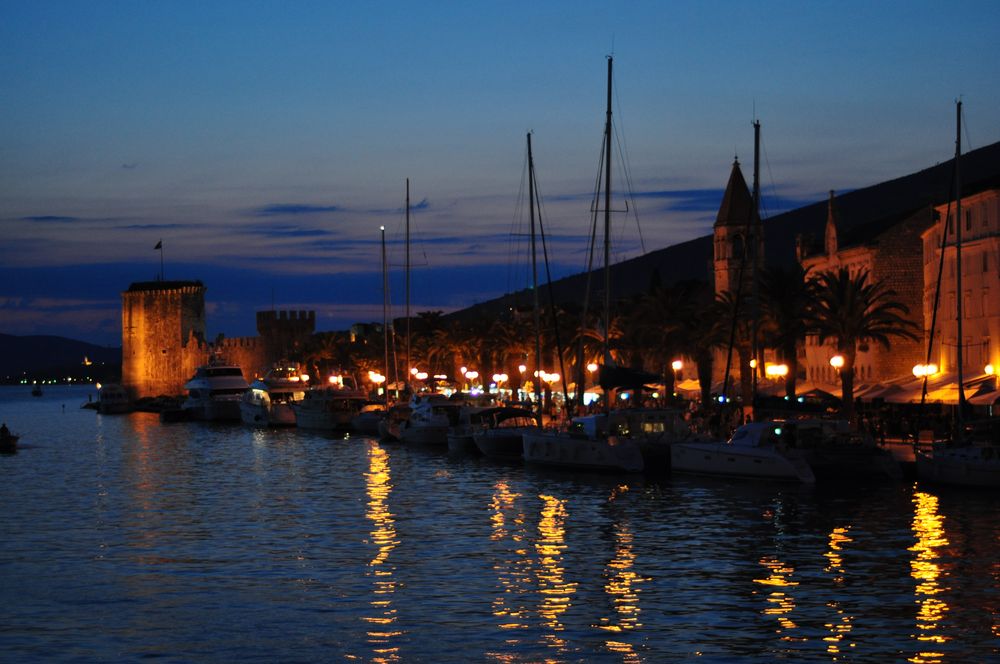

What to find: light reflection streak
left=362, top=442, right=401, bottom=662
left=754, top=555, right=799, bottom=640
left=490, top=480, right=532, bottom=637
left=536, top=494, right=576, bottom=652
left=822, top=526, right=855, bottom=657
left=908, top=490, right=950, bottom=664
left=594, top=485, right=643, bottom=663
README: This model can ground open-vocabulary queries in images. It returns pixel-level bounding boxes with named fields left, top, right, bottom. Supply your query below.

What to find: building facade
left=798, top=193, right=931, bottom=390
left=921, top=188, right=1000, bottom=378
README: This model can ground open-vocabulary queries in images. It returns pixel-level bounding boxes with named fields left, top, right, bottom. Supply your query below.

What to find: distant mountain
left=0, top=333, right=120, bottom=381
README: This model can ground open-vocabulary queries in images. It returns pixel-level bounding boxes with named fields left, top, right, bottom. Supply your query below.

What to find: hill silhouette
left=0, top=333, right=120, bottom=382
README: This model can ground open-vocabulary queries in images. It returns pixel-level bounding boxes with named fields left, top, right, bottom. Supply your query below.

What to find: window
left=965, top=209, right=972, bottom=231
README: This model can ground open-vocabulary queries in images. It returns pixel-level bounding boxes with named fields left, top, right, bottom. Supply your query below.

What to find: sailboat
left=915, top=102, right=1000, bottom=488
left=474, top=132, right=544, bottom=460
left=521, top=56, right=679, bottom=474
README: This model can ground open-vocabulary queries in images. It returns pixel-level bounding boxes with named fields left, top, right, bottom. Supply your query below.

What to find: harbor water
left=1, top=385, right=997, bottom=662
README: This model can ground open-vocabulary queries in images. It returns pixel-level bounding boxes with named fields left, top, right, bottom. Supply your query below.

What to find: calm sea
left=0, top=385, right=997, bottom=662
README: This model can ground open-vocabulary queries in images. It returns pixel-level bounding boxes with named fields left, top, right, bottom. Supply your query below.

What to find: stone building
left=921, top=188, right=1000, bottom=379
left=121, top=279, right=315, bottom=398
left=798, top=192, right=932, bottom=389
left=121, top=280, right=209, bottom=399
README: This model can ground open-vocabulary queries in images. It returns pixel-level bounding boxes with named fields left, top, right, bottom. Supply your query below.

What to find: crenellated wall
left=121, top=287, right=317, bottom=399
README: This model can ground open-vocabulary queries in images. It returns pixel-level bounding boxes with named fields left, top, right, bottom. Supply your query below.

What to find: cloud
left=245, top=224, right=331, bottom=239
left=251, top=204, right=341, bottom=217
left=20, top=215, right=80, bottom=223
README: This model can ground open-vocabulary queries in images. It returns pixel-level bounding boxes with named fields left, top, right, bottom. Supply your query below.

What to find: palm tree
left=759, top=263, right=813, bottom=399
left=809, top=267, right=919, bottom=424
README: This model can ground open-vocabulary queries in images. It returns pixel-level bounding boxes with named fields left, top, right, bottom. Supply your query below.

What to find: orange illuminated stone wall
left=121, top=281, right=208, bottom=399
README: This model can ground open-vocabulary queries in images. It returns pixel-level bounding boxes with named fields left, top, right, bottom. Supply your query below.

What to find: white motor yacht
left=183, top=362, right=249, bottom=422
left=671, top=421, right=815, bottom=483
left=240, top=363, right=307, bottom=427
left=292, top=374, right=368, bottom=432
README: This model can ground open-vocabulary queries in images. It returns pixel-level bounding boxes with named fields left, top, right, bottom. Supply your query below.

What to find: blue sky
left=3, top=1, right=1000, bottom=346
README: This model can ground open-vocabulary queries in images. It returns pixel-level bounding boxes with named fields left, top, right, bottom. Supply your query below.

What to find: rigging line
left=612, top=121, right=646, bottom=256
left=760, top=133, right=777, bottom=221
left=611, top=84, right=645, bottom=256
left=506, top=147, right=531, bottom=298
left=533, top=168, right=572, bottom=413
left=917, top=155, right=957, bottom=425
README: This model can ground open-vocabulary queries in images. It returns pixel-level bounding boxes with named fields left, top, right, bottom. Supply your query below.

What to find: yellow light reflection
left=754, top=555, right=799, bottom=639
left=536, top=494, right=576, bottom=652
left=822, top=526, right=855, bottom=656
left=908, top=490, right=951, bottom=664
left=363, top=442, right=402, bottom=662
left=594, top=510, right=643, bottom=663
left=490, top=480, right=532, bottom=635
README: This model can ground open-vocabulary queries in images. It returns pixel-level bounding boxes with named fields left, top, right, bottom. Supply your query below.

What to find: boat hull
left=671, top=440, right=815, bottom=483
left=240, top=401, right=296, bottom=427
left=522, top=431, right=644, bottom=473
left=474, top=428, right=534, bottom=460
left=183, top=398, right=242, bottom=422
left=916, top=446, right=1000, bottom=488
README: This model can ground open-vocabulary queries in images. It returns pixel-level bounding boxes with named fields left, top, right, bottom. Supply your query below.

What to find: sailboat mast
left=528, top=133, right=543, bottom=424
left=954, top=101, right=966, bottom=424
left=602, top=56, right=613, bottom=370
left=381, top=225, right=390, bottom=407
left=405, top=178, right=411, bottom=390
left=750, top=120, right=761, bottom=405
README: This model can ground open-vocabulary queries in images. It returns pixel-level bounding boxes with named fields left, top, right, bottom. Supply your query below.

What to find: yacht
left=915, top=419, right=1000, bottom=488
left=351, top=402, right=388, bottom=436
left=399, top=393, right=464, bottom=446
left=520, top=413, right=635, bottom=473
left=182, top=362, right=249, bottom=422
left=671, top=421, right=815, bottom=483
left=240, top=362, right=307, bottom=427
left=291, top=374, right=368, bottom=432
left=473, top=407, right=539, bottom=460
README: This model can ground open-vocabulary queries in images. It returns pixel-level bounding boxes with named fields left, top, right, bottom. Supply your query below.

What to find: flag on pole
left=154, top=240, right=162, bottom=250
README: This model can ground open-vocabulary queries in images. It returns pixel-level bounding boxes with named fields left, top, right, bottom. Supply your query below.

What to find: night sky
left=3, top=1, right=999, bottom=346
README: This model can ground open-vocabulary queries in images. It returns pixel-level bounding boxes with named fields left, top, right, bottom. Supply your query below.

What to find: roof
left=125, top=280, right=204, bottom=293
left=714, top=159, right=754, bottom=228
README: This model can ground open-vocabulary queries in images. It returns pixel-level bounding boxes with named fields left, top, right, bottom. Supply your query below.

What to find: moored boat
left=473, top=406, right=539, bottom=460
left=182, top=361, right=249, bottom=422
left=240, top=362, right=307, bottom=427
left=399, top=393, right=464, bottom=446
left=522, top=413, right=645, bottom=473
left=0, top=423, right=18, bottom=453
left=291, top=374, right=367, bottom=432
left=670, top=421, right=815, bottom=483
left=97, top=383, right=132, bottom=414
left=351, top=402, right=387, bottom=436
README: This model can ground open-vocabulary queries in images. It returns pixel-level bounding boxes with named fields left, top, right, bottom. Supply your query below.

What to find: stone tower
left=712, top=159, right=762, bottom=298
left=256, top=310, right=316, bottom=361
left=121, top=281, right=208, bottom=399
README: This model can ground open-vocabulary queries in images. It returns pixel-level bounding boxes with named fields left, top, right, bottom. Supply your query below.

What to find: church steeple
left=713, top=159, right=762, bottom=296
left=824, top=189, right=839, bottom=256
left=714, top=158, right=754, bottom=229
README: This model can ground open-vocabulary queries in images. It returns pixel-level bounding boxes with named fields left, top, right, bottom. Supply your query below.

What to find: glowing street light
left=912, top=364, right=939, bottom=378
left=765, top=363, right=789, bottom=378
left=985, top=364, right=995, bottom=376
left=671, top=359, right=683, bottom=372
left=829, top=355, right=845, bottom=369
